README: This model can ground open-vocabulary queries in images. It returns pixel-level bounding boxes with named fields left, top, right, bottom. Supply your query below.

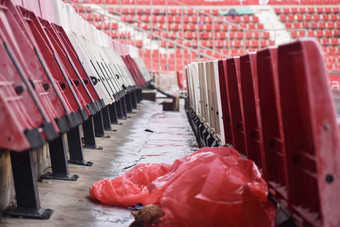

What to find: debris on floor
left=90, top=147, right=276, bottom=226
left=129, top=204, right=165, bottom=227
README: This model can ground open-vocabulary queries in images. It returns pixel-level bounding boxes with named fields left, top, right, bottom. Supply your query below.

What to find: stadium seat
left=239, top=53, right=265, bottom=170
left=225, top=57, right=247, bottom=155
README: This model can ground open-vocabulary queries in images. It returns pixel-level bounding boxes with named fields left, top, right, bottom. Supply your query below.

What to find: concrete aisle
left=1, top=97, right=198, bottom=227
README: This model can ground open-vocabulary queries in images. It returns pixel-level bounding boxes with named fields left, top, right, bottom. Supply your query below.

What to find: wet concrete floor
left=0, top=96, right=198, bottom=227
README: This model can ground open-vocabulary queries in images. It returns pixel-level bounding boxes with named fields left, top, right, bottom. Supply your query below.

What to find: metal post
left=3, top=150, right=53, bottom=219
left=94, top=111, right=109, bottom=138
left=102, top=106, right=113, bottom=131
left=121, top=96, right=128, bottom=118
left=116, top=99, right=125, bottom=119
left=83, top=117, right=102, bottom=150
left=131, top=91, right=137, bottom=109
left=126, top=93, right=133, bottom=113
left=67, top=126, right=93, bottom=166
left=109, top=103, right=119, bottom=124
left=41, top=136, right=78, bottom=181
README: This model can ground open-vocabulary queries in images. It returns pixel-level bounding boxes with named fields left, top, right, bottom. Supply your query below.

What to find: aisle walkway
left=1, top=97, right=197, bottom=227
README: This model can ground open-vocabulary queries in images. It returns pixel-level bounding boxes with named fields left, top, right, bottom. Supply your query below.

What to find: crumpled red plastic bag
left=90, top=147, right=276, bottom=226
left=89, top=163, right=171, bottom=206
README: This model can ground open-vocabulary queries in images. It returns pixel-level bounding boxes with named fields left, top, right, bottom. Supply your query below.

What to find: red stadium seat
left=316, top=30, right=324, bottom=37
left=319, top=21, right=326, bottom=29
left=331, top=38, right=339, bottom=45
left=260, top=39, right=268, bottom=47
left=225, top=57, right=247, bottom=155
left=301, top=22, right=309, bottom=28
left=280, top=15, right=287, bottom=22
left=256, top=24, right=264, bottom=29
left=239, top=53, right=266, bottom=171
left=287, top=14, right=295, bottom=21
left=291, top=30, right=298, bottom=38
left=325, top=30, right=333, bottom=37
left=307, top=7, right=315, bottom=14
left=297, top=14, right=304, bottom=21
left=293, top=22, right=301, bottom=29
left=298, top=30, right=306, bottom=37
left=250, top=40, right=259, bottom=48
left=277, top=39, right=340, bottom=227
left=305, top=14, right=312, bottom=21
left=285, top=23, right=292, bottom=29
left=218, top=60, right=233, bottom=144
left=317, top=7, right=324, bottom=13
left=257, top=47, right=287, bottom=197
left=299, top=7, right=306, bottom=13
left=283, top=8, right=290, bottom=14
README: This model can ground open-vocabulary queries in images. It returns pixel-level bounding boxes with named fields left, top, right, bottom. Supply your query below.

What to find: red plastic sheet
left=90, top=163, right=171, bottom=207
left=90, top=147, right=275, bottom=226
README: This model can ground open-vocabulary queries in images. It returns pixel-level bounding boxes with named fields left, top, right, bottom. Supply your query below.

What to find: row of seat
left=291, top=29, right=340, bottom=38
left=122, top=14, right=260, bottom=23
left=119, top=39, right=143, bottom=47
left=160, top=39, right=275, bottom=48
left=145, top=48, right=339, bottom=73
left=109, top=7, right=222, bottom=16
left=143, top=46, right=284, bottom=73
left=313, top=38, right=339, bottom=45
left=280, top=13, right=340, bottom=22
left=92, top=21, right=118, bottom=30
left=326, top=63, right=340, bottom=71
left=150, top=30, right=270, bottom=40
left=0, top=0, right=150, bottom=219
left=137, top=22, right=265, bottom=31
left=275, top=7, right=340, bottom=14
left=186, top=31, right=270, bottom=39
left=323, top=46, right=340, bottom=54
left=103, top=30, right=132, bottom=38
left=185, top=39, right=340, bottom=227
left=326, top=56, right=340, bottom=62
left=275, top=7, right=340, bottom=73
left=285, top=21, right=340, bottom=29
